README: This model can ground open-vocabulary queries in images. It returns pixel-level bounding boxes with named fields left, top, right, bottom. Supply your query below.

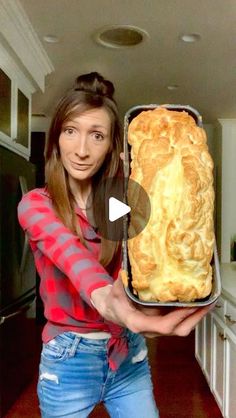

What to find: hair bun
left=74, top=72, right=115, bottom=100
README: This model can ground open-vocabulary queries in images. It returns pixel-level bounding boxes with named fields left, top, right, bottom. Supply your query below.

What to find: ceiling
left=19, top=0, right=236, bottom=123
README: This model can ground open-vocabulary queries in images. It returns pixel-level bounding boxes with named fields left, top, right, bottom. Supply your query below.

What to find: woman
left=18, top=72, right=213, bottom=418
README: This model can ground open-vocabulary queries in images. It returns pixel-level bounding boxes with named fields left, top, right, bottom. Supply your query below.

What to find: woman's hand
left=91, top=273, right=215, bottom=338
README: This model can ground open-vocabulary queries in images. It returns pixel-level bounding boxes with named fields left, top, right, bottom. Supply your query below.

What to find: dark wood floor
left=148, top=334, right=223, bottom=418
left=4, top=332, right=223, bottom=418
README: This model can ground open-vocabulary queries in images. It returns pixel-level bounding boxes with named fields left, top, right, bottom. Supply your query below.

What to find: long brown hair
left=44, top=72, right=123, bottom=267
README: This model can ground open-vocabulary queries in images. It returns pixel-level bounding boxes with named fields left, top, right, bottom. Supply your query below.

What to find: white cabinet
left=195, top=315, right=205, bottom=369
left=195, top=314, right=212, bottom=385
left=196, top=293, right=236, bottom=418
left=0, top=0, right=54, bottom=159
left=195, top=295, right=225, bottom=385
left=205, top=312, right=212, bottom=383
left=212, top=313, right=225, bottom=412
left=224, top=328, right=236, bottom=418
left=224, top=300, right=236, bottom=418
left=195, top=314, right=212, bottom=384
left=0, top=46, right=34, bottom=159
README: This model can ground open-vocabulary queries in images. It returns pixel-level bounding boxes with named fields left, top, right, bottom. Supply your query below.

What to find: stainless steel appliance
left=0, top=145, right=38, bottom=417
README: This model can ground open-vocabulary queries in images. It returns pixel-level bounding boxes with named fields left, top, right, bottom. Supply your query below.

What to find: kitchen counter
left=220, top=262, right=236, bottom=304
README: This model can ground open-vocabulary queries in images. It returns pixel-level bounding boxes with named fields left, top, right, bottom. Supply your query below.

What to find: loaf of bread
left=127, top=107, right=215, bottom=302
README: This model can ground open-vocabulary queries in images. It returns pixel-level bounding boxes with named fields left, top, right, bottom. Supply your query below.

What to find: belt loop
left=68, top=335, right=81, bottom=358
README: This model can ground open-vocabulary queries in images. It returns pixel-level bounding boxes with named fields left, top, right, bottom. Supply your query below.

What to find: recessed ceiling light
left=180, top=33, right=201, bottom=43
left=167, top=85, right=179, bottom=90
left=94, top=25, right=149, bottom=48
left=43, top=35, right=59, bottom=43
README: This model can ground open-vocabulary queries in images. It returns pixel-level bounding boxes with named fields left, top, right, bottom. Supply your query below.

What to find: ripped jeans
left=37, top=331, right=159, bottom=418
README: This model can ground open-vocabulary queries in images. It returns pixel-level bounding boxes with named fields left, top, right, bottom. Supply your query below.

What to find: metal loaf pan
left=122, top=104, right=221, bottom=307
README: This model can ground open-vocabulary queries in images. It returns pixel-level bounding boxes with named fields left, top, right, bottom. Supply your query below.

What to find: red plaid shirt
left=18, top=188, right=128, bottom=369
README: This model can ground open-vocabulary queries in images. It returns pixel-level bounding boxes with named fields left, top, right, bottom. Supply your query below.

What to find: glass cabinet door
left=0, top=68, right=11, bottom=137
left=16, top=88, right=29, bottom=148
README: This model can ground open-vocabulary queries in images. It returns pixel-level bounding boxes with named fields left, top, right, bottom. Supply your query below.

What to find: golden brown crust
left=127, top=108, right=214, bottom=302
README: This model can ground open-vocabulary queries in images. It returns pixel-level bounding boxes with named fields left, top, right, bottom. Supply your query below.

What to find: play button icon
left=86, top=177, right=151, bottom=241
left=109, top=197, right=131, bottom=222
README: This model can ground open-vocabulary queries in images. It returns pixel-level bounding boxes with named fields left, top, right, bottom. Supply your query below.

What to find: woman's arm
left=18, top=189, right=113, bottom=306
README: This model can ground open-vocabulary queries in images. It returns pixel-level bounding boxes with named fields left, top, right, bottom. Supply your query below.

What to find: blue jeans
left=37, top=331, right=159, bottom=418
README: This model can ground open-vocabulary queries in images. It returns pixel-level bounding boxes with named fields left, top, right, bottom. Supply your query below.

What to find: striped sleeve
left=17, top=189, right=113, bottom=306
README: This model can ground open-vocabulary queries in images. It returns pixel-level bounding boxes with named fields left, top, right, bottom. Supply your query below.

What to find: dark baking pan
left=122, top=242, right=221, bottom=307
left=122, top=104, right=221, bottom=307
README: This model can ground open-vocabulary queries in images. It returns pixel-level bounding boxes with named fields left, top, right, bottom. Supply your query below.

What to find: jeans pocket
left=41, top=337, right=68, bottom=363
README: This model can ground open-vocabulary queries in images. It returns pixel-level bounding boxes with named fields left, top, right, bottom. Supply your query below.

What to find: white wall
left=204, top=123, right=215, bottom=160
left=215, top=119, right=236, bottom=262
left=31, top=115, right=51, bottom=133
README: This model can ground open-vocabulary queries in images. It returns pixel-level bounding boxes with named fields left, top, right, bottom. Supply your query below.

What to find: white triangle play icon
left=109, top=197, right=131, bottom=222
